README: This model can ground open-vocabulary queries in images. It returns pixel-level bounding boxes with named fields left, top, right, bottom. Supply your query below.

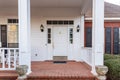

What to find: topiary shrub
left=104, top=54, right=120, bottom=80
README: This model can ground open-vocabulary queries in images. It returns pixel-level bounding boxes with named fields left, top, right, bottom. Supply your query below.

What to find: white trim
left=0, top=26, right=1, bottom=48
left=68, top=26, right=74, bottom=60
left=47, top=26, right=53, bottom=60
left=80, top=16, right=84, bottom=47
left=85, top=17, right=120, bottom=21
left=0, top=68, right=15, bottom=70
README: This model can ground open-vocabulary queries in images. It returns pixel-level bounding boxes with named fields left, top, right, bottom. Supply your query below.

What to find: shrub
left=104, top=54, right=120, bottom=80
left=104, top=54, right=120, bottom=60
left=104, top=54, right=115, bottom=60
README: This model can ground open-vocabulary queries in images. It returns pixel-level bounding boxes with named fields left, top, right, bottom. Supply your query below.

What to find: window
left=69, top=28, right=73, bottom=44
left=47, top=20, right=74, bottom=25
left=64, top=21, right=68, bottom=24
left=47, top=28, right=51, bottom=44
left=7, top=19, right=19, bottom=48
left=105, top=27, right=111, bottom=54
left=58, top=21, right=64, bottom=24
left=69, top=21, right=74, bottom=24
left=7, top=25, right=18, bottom=48
left=0, top=25, right=7, bottom=47
left=8, top=19, right=18, bottom=23
left=113, top=28, right=119, bottom=54
left=85, top=27, right=92, bottom=47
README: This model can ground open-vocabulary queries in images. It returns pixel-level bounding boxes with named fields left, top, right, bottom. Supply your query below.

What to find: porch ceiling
left=0, top=0, right=92, bottom=15
left=0, top=0, right=89, bottom=8
left=31, top=0, right=84, bottom=8
left=0, top=0, right=18, bottom=8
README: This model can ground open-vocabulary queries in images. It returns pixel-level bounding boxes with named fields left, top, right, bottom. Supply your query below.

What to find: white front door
left=53, top=26, right=68, bottom=56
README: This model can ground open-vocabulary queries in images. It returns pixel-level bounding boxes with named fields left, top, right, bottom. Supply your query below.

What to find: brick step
left=26, top=76, right=97, bottom=80
left=27, top=78, right=97, bottom=80
left=0, top=77, right=18, bottom=80
left=26, top=78, right=96, bottom=80
left=0, top=71, right=18, bottom=80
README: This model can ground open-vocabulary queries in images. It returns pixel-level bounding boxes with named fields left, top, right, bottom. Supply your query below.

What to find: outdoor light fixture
left=40, top=24, right=44, bottom=32
left=77, top=25, right=80, bottom=32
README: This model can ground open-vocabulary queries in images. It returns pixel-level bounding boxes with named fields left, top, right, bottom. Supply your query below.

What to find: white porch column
left=80, top=15, right=85, bottom=61
left=92, top=0, right=104, bottom=75
left=18, top=0, right=31, bottom=74
left=80, top=15, right=85, bottom=48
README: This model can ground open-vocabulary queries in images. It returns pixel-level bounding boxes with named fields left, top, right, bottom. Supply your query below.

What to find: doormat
left=53, top=61, right=67, bottom=64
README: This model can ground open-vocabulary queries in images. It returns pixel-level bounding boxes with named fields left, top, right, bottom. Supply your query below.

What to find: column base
left=97, top=76, right=107, bottom=80
left=91, top=70, right=98, bottom=76
left=27, top=70, right=32, bottom=75
left=17, top=75, right=27, bottom=80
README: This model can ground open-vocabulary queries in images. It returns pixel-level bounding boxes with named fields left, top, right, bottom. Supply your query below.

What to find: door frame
left=47, top=25, right=74, bottom=60
left=47, top=25, right=70, bottom=59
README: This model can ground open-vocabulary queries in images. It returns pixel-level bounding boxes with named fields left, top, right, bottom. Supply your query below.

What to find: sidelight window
left=47, top=28, right=51, bottom=44
left=69, top=28, right=73, bottom=44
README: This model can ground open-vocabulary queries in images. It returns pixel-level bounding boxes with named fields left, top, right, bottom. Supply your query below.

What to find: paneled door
left=53, top=26, right=68, bottom=56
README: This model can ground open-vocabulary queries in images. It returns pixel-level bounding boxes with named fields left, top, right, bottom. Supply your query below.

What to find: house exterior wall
left=0, top=8, right=82, bottom=61
left=0, top=0, right=104, bottom=74
left=30, top=8, right=82, bottom=61
left=0, top=16, right=18, bottom=48
left=0, top=16, right=82, bottom=61
left=31, top=17, right=82, bottom=61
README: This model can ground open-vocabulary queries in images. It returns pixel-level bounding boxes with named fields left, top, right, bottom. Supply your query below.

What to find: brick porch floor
left=27, top=61, right=97, bottom=80
left=0, top=61, right=97, bottom=80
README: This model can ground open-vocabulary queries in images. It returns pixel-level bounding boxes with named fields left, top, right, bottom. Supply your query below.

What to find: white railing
left=0, top=48, right=19, bottom=70
left=81, top=47, right=92, bottom=66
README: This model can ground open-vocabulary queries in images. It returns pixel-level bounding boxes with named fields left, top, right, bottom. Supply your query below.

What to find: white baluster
left=0, top=48, right=19, bottom=70
left=8, top=49, right=11, bottom=68
left=0, top=49, right=2, bottom=63
left=14, top=49, right=16, bottom=68
left=2, top=49, right=5, bottom=69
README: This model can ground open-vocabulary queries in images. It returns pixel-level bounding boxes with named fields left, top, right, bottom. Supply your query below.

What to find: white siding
left=31, top=17, right=82, bottom=61
left=0, top=8, right=82, bottom=61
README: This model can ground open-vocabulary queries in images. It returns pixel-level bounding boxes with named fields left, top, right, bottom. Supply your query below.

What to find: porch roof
left=86, top=2, right=120, bottom=18
left=0, top=0, right=120, bottom=18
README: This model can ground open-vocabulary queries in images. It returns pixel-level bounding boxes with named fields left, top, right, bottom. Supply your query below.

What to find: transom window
left=47, top=20, right=74, bottom=25
left=8, top=19, right=18, bottom=23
